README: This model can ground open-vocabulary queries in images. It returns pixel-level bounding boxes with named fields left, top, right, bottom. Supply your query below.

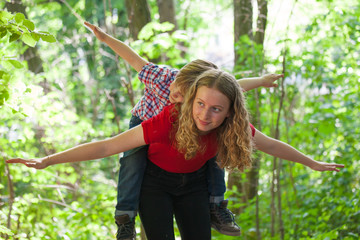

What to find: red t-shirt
left=142, top=105, right=255, bottom=173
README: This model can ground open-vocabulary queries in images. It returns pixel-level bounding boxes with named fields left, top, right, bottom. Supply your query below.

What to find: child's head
left=169, top=59, right=218, bottom=103
left=175, top=68, right=253, bottom=171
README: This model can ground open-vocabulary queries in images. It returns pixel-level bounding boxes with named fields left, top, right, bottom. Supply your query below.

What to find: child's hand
left=84, top=21, right=107, bottom=42
left=310, top=161, right=344, bottom=172
left=260, top=73, right=283, bottom=88
left=6, top=157, right=49, bottom=169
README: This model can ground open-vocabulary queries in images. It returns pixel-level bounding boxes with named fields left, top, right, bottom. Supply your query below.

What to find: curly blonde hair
left=173, top=68, right=253, bottom=171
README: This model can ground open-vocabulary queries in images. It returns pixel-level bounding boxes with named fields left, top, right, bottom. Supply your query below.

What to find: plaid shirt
left=131, top=62, right=179, bottom=121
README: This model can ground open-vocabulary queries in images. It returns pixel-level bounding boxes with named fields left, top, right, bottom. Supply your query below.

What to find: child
left=84, top=21, right=282, bottom=239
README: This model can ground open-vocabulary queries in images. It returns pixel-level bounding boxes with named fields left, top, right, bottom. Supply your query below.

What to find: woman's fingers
left=6, top=158, right=46, bottom=169
left=6, top=158, right=27, bottom=164
left=84, top=21, right=95, bottom=31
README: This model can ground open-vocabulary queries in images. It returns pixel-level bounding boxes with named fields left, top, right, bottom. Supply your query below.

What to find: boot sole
left=211, top=224, right=241, bottom=236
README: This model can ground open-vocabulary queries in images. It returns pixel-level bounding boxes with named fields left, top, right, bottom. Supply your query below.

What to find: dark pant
left=115, top=116, right=147, bottom=217
left=139, top=160, right=211, bottom=240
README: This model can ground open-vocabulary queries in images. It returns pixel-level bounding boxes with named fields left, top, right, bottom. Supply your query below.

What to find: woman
left=6, top=69, right=344, bottom=239
left=85, top=20, right=282, bottom=238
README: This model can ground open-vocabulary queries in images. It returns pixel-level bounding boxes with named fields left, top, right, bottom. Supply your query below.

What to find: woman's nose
left=200, top=108, right=211, bottom=120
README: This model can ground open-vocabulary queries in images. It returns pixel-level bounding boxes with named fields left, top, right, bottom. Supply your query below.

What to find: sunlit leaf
left=23, top=19, right=35, bottom=31
left=0, top=225, right=13, bottom=236
left=7, top=59, right=23, bottom=69
left=0, top=89, right=9, bottom=101
left=21, top=33, right=36, bottom=47
left=157, top=22, right=174, bottom=32
left=15, top=13, right=25, bottom=24
left=31, top=32, right=40, bottom=41
left=0, top=10, right=13, bottom=22
left=39, top=32, right=56, bottom=43
left=138, top=24, right=154, bottom=40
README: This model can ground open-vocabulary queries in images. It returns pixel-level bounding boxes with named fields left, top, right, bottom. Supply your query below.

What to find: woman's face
left=192, top=86, right=231, bottom=135
left=169, top=80, right=184, bottom=103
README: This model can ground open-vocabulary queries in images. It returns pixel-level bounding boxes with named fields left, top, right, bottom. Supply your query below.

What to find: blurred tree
left=125, top=0, right=151, bottom=40
left=229, top=1, right=271, bottom=238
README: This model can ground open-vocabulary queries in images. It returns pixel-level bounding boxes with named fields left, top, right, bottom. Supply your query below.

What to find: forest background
left=0, top=0, right=359, bottom=239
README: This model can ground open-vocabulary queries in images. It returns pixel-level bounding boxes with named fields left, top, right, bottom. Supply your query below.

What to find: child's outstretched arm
left=237, top=73, right=283, bottom=91
left=253, top=129, right=344, bottom=172
left=84, top=21, right=148, bottom=72
left=6, top=125, right=146, bottom=169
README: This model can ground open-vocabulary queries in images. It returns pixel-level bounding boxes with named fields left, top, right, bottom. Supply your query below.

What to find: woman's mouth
left=198, top=118, right=210, bottom=126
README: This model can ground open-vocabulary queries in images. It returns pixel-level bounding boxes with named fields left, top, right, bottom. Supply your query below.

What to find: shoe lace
left=215, top=205, right=236, bottom=224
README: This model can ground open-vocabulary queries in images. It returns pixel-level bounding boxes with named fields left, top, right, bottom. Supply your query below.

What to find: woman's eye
left=213, top=107, right=220, bottom=112
left=198, top=102, right=204, bottom=106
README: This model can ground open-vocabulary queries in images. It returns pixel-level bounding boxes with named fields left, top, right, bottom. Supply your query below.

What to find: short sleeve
left=250, top=123, right=256, bottom=137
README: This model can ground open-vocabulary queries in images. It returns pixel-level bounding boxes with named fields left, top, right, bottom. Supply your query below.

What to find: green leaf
left=138, top=24, right=154, bottom=40
left=0, top=89, right=9, bottom=102
left=22, top=33, right=36, bottom=47
left=0, top=10, right=13, bottom=22
left=157, top=22, right=175, bottom=32
left=39, top=32, right=56, bottom=43
left=9, top=33, right=20, bottom=42
left=23, top=19, right=35, bottom=31
left=31, top=32, right=40, bottom=41
left=172, top=30, right=188, bottom=41
left=11, top=107, right=19, bottom=114
left=0, top=225, right=13, bottom=235
left=0, top=27, right=7, bottom=39
left=0, top=70, right=6, bottom=79
left=15, top=12, right=25, bottom=24
left=7, top=59, right=23, bottom=69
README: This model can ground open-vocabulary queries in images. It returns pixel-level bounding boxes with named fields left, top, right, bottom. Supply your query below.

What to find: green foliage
left=230, top=1, right=359, bottom=239
left=0, top=10, right=56, bottom=110
left=1, top=0, right=359, bottom=239
left=132, top=21, right=189, bottom=67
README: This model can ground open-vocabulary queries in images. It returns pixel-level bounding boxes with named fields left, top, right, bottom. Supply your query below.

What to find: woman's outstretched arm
left=253, top=129, right=344, bottom=172
left=6, top=125, right=146, bottom=169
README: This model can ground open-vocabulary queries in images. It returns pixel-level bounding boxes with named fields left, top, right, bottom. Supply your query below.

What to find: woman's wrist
left=43, top=156, right=52, bottom=167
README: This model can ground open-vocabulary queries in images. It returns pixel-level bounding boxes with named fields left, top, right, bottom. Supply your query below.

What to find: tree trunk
left=156, top=0, right=178, bottom=30
left=230, top=0, right=269, bottom=201
left=230, top=1, right=254, bottom=202
left=233, top=0, right=253, bottom=64
left=254, top=0, right=268, bottom=45
left=156, top=0, right=187, bottom=59
left=230, top=1, right=269, bottom=238
left=125, top=0, right=151, bottom=40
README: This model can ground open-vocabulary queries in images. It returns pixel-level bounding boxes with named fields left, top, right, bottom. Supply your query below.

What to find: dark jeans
left=139, top=160, right=211, bottom=240
left=115, top=116, right=148, bottom=217
left=115, top=115, right=226, bottom=216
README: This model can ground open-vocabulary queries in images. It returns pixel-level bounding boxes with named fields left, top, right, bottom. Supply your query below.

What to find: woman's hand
left=310, top=161, right=345, bottom=172
left=84, top=21, right=107, bottom=42
left=6, top=157, right=49, bottom=170
left=260, top=73, right=283, bottom=88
